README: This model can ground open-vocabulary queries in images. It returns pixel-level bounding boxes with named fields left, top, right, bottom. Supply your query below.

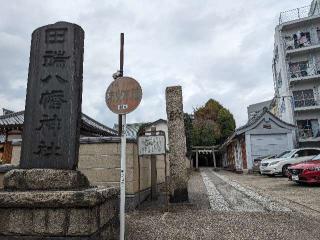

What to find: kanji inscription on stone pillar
left=165, top=86, right=189, bottom=202
left=20, top=22, right=84, bottom=169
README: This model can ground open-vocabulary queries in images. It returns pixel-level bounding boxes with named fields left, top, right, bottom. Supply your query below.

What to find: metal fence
left=279, top=5, right=320, bottom=24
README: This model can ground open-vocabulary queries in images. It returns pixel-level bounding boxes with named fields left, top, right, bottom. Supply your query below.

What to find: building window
left=293, top=89, right=316, bottom=108
left=294, top=32, right=311, bottom=48
left=284, top=32, right=311, bottom=50
left=297, top=119, right=320, bottom=139
left=289, top=61, right=308, bottom=78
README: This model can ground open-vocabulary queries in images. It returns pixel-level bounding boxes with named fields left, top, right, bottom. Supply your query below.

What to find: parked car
left=260, top=148, right=320, bottom=176
left=253, top=155, right=277, bottom=173
left=288, top=154, right=320, bottom=184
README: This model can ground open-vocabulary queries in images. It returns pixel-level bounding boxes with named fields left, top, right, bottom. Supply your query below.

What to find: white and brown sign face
left=138, top=135, right=166, bottom=156
left=106, top=76, right=142, bottom=114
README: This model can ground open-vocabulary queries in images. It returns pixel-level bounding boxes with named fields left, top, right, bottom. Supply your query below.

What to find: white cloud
left=0, top=0, right=312, bottom=128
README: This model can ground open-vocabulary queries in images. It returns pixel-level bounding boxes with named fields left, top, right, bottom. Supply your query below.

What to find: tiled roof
left=236, top=109, right=267, bottom=132
left=220, top=109, right=296, bottom=150
left=0, top=111, right=117, bottom=137
left=113, top=119, right=168, bottom=140
left=237, top=108, right=295, bottom=133
left=0, top=111, right=24, bottom=127
left=143, top=119, right=167, bottom=129
left=81, top=113, right=118, bottom=136
left=114, top=123, right=146, bottom=139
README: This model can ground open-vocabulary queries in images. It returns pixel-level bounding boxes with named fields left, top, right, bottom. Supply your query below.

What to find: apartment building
left=273, top=0, right=320, bottom=147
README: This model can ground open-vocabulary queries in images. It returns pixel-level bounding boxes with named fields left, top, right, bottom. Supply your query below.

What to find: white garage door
left=251, top=134, right=289, bottom=160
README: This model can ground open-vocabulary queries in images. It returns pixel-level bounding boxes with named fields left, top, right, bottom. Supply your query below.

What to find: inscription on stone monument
left=20, top=22, right=84, bottom=169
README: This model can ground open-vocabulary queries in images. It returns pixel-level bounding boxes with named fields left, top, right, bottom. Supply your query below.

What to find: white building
left=273, top=0, right=320, bottom=147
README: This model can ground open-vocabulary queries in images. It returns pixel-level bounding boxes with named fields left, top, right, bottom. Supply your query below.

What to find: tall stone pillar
left=166, top=86, right=189, bottom=203
left=0, top=22, right=119, bottom=239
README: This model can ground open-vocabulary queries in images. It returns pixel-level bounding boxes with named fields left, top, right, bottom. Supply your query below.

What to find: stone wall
left=0, top=186, right=119, bottom=239
left=6, top=140, right=169, bottom=208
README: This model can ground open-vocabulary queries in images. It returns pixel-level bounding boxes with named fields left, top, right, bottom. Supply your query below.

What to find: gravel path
left=127, top=169, right=320, bottom=240
left=187, top=170, right=211, bottom=209
left=217, top=170, right=320, bottom=219
left=201, top=169, right=291, bottom=212
left=127, top=210, right=320, bottom=240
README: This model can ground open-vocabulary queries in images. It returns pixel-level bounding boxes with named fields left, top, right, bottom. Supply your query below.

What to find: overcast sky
left=0, top=0, right=312, bottom=128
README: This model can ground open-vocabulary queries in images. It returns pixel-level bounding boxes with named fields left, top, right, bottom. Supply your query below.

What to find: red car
left=288, top=154, right=320, bottom=184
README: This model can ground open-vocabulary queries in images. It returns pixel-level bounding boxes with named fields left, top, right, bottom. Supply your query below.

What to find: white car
left=260, top=148, right=320, bottom=176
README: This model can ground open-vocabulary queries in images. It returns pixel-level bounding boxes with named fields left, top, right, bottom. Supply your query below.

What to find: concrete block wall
left=78, top=142, right=137, bottom=194
left=8, top=142, right=169, bottom=196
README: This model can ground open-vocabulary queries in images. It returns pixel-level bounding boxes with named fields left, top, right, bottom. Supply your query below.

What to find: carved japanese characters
left=20, top=22, right=84, bottom=169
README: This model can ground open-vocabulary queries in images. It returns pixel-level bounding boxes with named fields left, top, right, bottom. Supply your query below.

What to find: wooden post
left=164, top=150, right=169, bottom=212
left=213, top=148, right=217, bottom=169
left=150, top=126, right=158, bottom=200
left=196, top=150, right=199, bottom=169
left=205, top=153, right=209, bottom=166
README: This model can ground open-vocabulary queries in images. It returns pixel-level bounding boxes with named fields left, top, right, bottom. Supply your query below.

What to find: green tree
left=217, top=108, right=236, bottom=143
left=184, top=113, right=193, bottom=157
left=191, top=99, right=236, bottom=146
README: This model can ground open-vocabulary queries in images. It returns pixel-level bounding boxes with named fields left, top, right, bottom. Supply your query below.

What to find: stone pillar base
left=3, top=169, right=90, bottom=191
left=169, top=188, right=189, bottom=203
left=0, top=169, right=119, bottom=239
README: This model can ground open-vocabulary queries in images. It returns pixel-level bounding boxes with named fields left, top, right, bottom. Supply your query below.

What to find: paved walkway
left=127, top=169, right=320, bottom=240
left=200, top=168, right=291, bottom=212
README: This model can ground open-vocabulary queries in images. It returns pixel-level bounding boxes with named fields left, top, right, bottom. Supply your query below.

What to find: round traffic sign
left=106, top=76, right=142, bottom=114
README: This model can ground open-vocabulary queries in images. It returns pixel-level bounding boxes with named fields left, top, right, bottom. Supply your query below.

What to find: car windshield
left=276, top=151, right=291, bottom=158
left=312, top=154, right=320, bottom=161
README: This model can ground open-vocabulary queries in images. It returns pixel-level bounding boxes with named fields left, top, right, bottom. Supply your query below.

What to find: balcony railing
left=288, top=62, right=320, bottom=80
left=298, top=128, right=320, bottom=140
left=283, top=32, right=320, bottom=52
left=294, top=98, right=319, bottom=108
left=279, top=5, right=320, bottom=24
left=293, top=89, right=320, bottom=110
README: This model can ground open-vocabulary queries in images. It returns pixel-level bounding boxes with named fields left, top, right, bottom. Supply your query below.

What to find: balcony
left=283, top=28, right=320, bottom=56
left=289, top=62, right=320, bottom=83
left=298, top=129, right=320, bottom=142
left=298, top=119, right=320, bottom=142
left=279, top=4, right=319, bottom=25
left=286, top=43, right=320, bottom=56
left=293, top=89, right=320, bottom=111
left=294, top=99, right=320, bottom=111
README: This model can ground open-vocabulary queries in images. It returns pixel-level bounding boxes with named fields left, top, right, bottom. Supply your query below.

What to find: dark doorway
left=192, top=152, right=214, bottom=167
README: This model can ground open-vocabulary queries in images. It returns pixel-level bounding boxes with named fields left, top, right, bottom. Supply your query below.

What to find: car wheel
left=282, top=165, right=291, bottom=177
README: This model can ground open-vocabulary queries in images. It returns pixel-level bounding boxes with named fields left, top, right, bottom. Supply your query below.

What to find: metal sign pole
left=106, top=33, right=142, bottom=240
left=120, top=114, right=126, bottom=240
left=118, top=33, right=124, bottom=136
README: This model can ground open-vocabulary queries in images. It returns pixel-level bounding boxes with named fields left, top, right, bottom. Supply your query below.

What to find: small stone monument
left=165, top=86, right=189, bottom=202
left=0, top=22, right=119, bottom=239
